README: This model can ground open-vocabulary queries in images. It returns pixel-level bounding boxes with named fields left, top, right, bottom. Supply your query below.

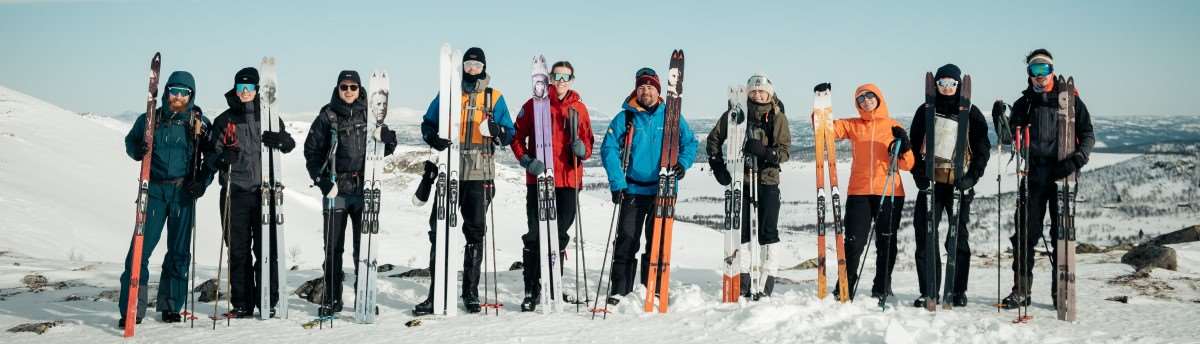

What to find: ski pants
left=119, top=182, right=194, bottom=319
left=425, top=180, right=491, bottom=299
left=521, top=185, right=578, bottom=294
left=219, top=188, right=278, bottom=311
left=607, top=193, right=657, bottom=297
left=913, top=183, right=974, bottom=300
left=321, top=194, right=364, bottom=309
left=1009, top=171, right=1062, bottom=297
left=843, top=194, right=904, bottom=300
left=737, top=183, right=782, bottom=297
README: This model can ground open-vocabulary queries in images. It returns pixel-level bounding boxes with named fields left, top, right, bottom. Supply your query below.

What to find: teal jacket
left=124, top=71, right=213, bottom=186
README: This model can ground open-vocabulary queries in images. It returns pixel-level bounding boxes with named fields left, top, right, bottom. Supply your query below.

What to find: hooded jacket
left=511, top=86, right=594, bottom=188
left=600, top=96, right=698, bottom=196
left=705, top=97, right=791, bottom=185
left=208, top=88, right=291, bottom=193
left=908, top=83, right=991, bottom=185
left=303, top=82, right=371, bottom=196
left=420, top=75, right=516, bottom=181
left=1010, top=75, right=1095, bottom=171
left=124, top=71, right=213, bottom=187
left=831, top=84, right=915, bottom=196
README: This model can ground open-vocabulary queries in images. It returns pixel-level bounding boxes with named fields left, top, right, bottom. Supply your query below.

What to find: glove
left=380, top=126, right=398, bottom=156
left=1052, top=154, right=1083, bottom=180
left=425, top=135, right=451, bottom=151
left=134, top=140, right=149, bottom=158
left=955, top=175, right=977, bottom=191
left=261, top=130, right=296, bottom=153
left=215, top=147, right=239, bottom=169
left=520, top=155, right=546, bottom=176
left=671, top=164, right=686, bottom=180
left=890, top=126, right=910, bottom=156
left=182, top=180, right=207, bottom=200
left=991, top=100, right=1013, bottom=146
left=708, top=155, right=731, bottom=186
left=414, top=160, right=437, bottom=204
left=315, top=178, right=334, bottom=195
left=611, top=189, right=625, bottom=204
left=745, top=138, right=773, bottom=160
left=571, top=139, right=588, bottom=159
left=488, top=121, right=502, bottom=144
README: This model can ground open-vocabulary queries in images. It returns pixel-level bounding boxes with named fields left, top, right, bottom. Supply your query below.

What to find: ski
left=257, top=56, right=284, bottom=320
left=1055, top=76, right=1078, bottom=322
left=354, top=70, right=389, bottom=323
left=531, top=55, right=565, bottom=313
left=811, top=82, right=848, bottom=302
left=644, top=49, right=684, bottom=313
left=942, top=75, right=971, bottom=310
left=921, top=72, right=940, bottom=311
left=124, top=52, right=161, bottom=338
left=721, top=85, right=747, bottom=303
left=432, top=44, right=464, bottom=316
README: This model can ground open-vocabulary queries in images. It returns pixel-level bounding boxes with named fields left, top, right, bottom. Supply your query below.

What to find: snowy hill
left=1, top=85, right=1199, bottom=343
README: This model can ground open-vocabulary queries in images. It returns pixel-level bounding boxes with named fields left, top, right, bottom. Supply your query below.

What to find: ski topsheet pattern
left=1055, top=76, right=1078, bottom=322
left=258, top=56, right=288, bottom=320
left=124, top=51, right=162, bottom=338
left=644, top=50, right=684, bottom=313
left=432, top=44, right=464, bottom=316
left=721, top=85, right=747, bottom=303
left=531, top=54, right=565, bottom=313
left=355, top=69, right=388, bottom=323
left=811, top=83, right=848, bottom=302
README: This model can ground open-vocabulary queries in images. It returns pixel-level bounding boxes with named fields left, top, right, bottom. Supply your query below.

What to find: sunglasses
left=339, top=84, right=360, bottom=92
left=1027, top=63, right=1054, bottom=77
left=856, top=92, right=877, bottom=104
left=552, top=73, right=573, bottom=82
left=236, top=83, right=256, bottom=93
left=167, top=86, right=192, bottom=97
left=936, top=79, right=959, bottom=88
left=463, top=61, right=484, bottom=69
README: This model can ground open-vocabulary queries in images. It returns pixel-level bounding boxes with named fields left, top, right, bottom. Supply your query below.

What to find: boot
left=520, top=292, right=539, bottom=312
left=951, top=294, right=968, bottom=307
left=116, top=317, right=142, bottom=329
left=231, top=306, right=254, bottom=318
left=912, top=296, right=938, bottom=308
left=462, top=243, right=484, bottom=314
left=160, top=311, right=182, bottom=323
left=412, top=296, right=434, bottom=316
left=1000, top=292, right=1031, bottom=309
left=761, top=275, right=776, bottom=298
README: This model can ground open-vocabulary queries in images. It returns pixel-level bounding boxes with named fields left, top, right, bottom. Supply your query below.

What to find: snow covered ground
left=1, top=85, right=1198, bottom=343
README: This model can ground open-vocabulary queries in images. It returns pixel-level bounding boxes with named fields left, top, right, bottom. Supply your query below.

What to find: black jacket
left=1009, top=84, right=1095, bottom=171
left=908, top=94, right=992, bottom=184
left=304, top=86, right=372, bottom=195
left=209, top=89, right=292, bottom=193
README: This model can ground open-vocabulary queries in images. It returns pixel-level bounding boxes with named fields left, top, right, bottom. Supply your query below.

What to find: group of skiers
left=117, top=47, right=1093, bottom=327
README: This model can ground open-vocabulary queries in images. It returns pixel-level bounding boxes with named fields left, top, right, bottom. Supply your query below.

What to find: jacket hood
left=162, top=71, right=197, bottom=113
left=224, top=88, right=260, bottom=110
left=853, top=83, right=890, bottom=121
left=549, top=86, right=581, bottom=107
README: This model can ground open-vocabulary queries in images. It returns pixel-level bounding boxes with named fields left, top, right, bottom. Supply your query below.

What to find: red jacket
left=511, top=87, right=594, bottom=188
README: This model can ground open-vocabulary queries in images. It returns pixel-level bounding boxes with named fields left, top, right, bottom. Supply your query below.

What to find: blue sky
left=2, top=0, right=1197, bottom=119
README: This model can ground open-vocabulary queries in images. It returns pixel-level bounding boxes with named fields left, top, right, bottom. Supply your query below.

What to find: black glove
left=520, top=155, right=546, bottom=176
left=991, top=100, right=1013, bottom=146
left=745, top=138, right=773, bottom=160
left=672, top=164, right=686, bottom=180
left=380, top=126, right=398, bottom=156
left=414, top=161, right=438, bottom=204
left=133, top=140, right=149, bottom=158
left=425, top=135, right=451, bottom=151
left=814, top=82, right=831, bottom=93
left=488, top=121, right=503, bottom=145
left=571, top=139, right=588, bottom=159
left=708, top=155, right=731, bottom=186
left=1052, top=153, right=1083, bottom=180
left=215, top=146, right=239, bottom=169
left=890, top=126, right=910, bottom=156
left=955, top=175, right=977, bottom=191
left=261, top=130, right=295, bottom=153
left=182, top=180, right=207, bottom=200
left=316, top=178, right=334, bottom=195
left=611, top=189, right=625, bottom=204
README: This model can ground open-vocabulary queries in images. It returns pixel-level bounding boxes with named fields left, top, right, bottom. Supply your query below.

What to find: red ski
left=124, top=52, right=162, bottom=338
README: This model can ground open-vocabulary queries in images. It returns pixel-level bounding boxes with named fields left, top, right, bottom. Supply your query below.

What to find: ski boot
left=160, top=311, right=182, bottom=323
left=999, top=292, right=1031, bottom=309
left=412, top=297, right=434, bottom=316
left=951, top=294, right=968, bottom=308
left=116, top=317, right=143, bottom=329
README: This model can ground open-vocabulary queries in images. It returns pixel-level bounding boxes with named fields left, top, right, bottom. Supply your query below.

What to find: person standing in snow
left=511, top=60, right=594, bottom=312
left=999, top=49, right=1095, bottom=309
left=705, top=74, right=790, bottom=299
left=830, top=83, right=914, bottom=301
left=303, top=70, right=399, bottom=317
left=206, top=67, right=296, bottom=318
left=908, top=64, right=992, bottom=308
left=413, top=47, right=516, bottom=315
left=119, top=71, right=213, bottom=327
left=600, top=68, right=698, bottom=305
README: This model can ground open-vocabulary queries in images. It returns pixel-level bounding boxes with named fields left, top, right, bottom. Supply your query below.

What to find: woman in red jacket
left=510, top=61, right=594, bottom=312
left=831, top=83, right=914, bottom=301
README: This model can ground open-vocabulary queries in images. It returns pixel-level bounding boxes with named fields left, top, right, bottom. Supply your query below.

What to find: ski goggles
left=936, top=78, right=959, bottom=88
left=463, top=60, right=485, bottom=69
left=235, top=83, right=256, bottom=93
left=855, top=92, right=877, bottom=104
left=167, top=86, right=192, bottom=97
left=551, top=73, right=573, bottom=82
left=1027, top=63, right=1054, bottom=77
left=339, top=84, right=360, bottom=92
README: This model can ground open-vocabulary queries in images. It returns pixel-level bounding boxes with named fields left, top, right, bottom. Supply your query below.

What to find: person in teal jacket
left=118, top=71, right=214, bottom=327
left=600, top=68, right=697, bottom=303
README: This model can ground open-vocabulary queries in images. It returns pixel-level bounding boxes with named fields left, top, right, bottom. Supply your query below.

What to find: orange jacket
left=832, top=83, right=915, bottom=196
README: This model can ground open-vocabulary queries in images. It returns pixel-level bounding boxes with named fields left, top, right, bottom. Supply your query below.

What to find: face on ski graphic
left=667, top=67, right=681, bottom=96
left=372, top=90, right=389, bottom=121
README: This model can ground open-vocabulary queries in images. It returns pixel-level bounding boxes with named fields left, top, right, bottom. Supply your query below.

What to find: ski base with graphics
left=354, top=69, right=389, bottom=323
left=644, top=50, right=685, bottom=313
left=721, top=85, right=747, bottom=303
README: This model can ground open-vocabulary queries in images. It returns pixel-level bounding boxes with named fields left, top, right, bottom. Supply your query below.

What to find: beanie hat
left=463, top=47, right=486, bottom=65
left=935, top=64, right=962, bottom=82
left=337, top=70, right=361, bottom=85
left=234, top=67, right=259, bottom=86
left=746, top=74, right=775, bottom=99
left=636, top=73, right=661, bottom=94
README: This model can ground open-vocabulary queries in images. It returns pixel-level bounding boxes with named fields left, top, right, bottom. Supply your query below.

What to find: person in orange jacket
left=831, top=83, right=914, bottom=301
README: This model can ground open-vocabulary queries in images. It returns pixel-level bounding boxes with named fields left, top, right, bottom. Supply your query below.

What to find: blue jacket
left=600, top=97, right=698, bottom=196
left=124, top=71, right=214, bottom=187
